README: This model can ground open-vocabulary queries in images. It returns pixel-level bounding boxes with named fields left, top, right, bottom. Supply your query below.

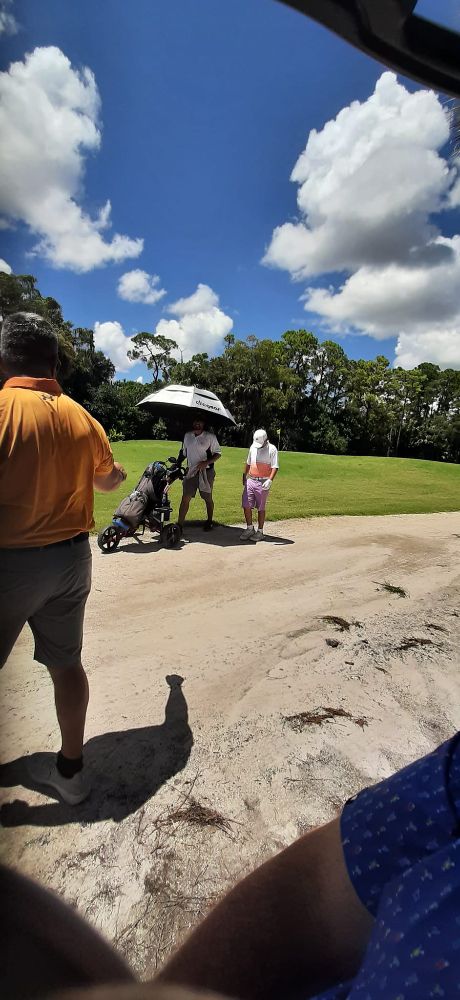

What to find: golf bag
left=114, top=462, right=168, bottom=529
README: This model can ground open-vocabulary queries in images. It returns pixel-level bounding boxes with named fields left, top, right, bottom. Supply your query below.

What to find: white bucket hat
left=253, top=429, right=268, bottom=449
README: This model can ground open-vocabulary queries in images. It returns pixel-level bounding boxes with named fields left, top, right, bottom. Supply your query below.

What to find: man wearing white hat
left=240, top=429, right=279, bottom=541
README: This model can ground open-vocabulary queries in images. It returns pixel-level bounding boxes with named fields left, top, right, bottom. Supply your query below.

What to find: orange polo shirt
left=0, top=377, right=114, bottom=548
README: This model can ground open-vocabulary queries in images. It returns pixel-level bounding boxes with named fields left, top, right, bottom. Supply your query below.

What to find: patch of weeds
left=353, top=717, right=368, bottom=729
left=320, top=615, right=351, bottom=631
left=325, top=637, right=340, bottom=648
left=167, top=797, right=234, bottom=835
left=397, top=637, right=440, bottom=651
left=375, top=581, right=407, bottom=598
left=283, top=707, right=368, bottom=731
left=424, top=622, right=448, bottom=633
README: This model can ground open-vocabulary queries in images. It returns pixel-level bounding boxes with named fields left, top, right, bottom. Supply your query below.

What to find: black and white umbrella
left=137, top=384, right=236, bottom=427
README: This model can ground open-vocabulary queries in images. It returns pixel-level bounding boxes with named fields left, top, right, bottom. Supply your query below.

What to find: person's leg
left=0, top=614, right=28, bottom=671
left=253, top=485, right=267, bottom=539
left=257, top=510, right=266, bottom=531
left=28, top=542, right=93, bottom=804
left=240, top=482, right=255, bottom=539
left=178, top=494, right=191, bottom=526
left=200, top=470, right=216, bottom=530
left=47, top=663, right=89, bottom=760
left=1, top=864, right=134, bottom=998
left=204, top=495, right=214, bottom=527
left=0, top=549, right=41, bottom=670
left=158, top=816, right=373, bottom=1000
left=179, top=477, right=197, bottom=527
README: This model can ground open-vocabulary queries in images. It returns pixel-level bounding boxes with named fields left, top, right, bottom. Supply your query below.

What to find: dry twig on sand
left=375, top=581, right=408, bottom=598
left=283, top=706, right=368, bottom=731
left=167, top=798, right=234, bottom=835
left=396, top=636, right=441, bottom=651
left=320, top=615, right=352, bottom=631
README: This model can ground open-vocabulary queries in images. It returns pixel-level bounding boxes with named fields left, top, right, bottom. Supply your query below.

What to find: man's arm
left=197, top=452, right=221, bottom=471
left=242, top=462, right=250, bottom=484
left=157, top=817, right=373, bottom=1000
left=93, top=462, right=127, bottom=493
left=90, top=417, right=127, bottom=493
left=261, top=451, right=278, bottom=489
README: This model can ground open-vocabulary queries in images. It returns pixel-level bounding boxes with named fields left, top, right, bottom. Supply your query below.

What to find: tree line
left=2, top=270, right=460, bottom=462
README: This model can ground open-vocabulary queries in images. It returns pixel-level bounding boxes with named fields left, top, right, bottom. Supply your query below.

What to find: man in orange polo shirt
left=0, top=312, right=127, bottom=805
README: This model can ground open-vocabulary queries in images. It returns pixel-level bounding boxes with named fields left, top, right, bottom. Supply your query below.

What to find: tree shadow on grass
left=0, top=675, right=192, bottom=828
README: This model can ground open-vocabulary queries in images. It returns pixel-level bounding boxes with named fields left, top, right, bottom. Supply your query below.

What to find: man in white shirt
left=178, top=417, right=221, bottom=531
left=240, top=429, right=279, bottom=541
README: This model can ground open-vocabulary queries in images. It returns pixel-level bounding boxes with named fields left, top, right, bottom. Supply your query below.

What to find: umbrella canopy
left=137, top=384, right=236, bottom=427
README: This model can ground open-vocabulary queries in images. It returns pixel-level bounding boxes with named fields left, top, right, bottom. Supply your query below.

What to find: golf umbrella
left=137, top=384, right=236, bottom=427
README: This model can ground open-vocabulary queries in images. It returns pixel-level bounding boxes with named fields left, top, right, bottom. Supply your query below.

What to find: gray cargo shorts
left=0, top=536, right=92, bottom=671
left=182, top=466, right=216, bottom=499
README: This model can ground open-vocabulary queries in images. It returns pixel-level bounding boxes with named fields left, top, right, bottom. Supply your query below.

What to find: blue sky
left=1, top=0, right=459, bottom=381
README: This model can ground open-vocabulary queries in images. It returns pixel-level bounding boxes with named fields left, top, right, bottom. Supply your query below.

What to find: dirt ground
left=1, top=512, right=460, bottom=978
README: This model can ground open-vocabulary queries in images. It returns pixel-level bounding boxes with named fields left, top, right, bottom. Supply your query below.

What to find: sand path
left=1, top=512, right=459, bottom=975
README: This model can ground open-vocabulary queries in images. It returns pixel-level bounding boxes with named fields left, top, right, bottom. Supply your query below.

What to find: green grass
left=93, top=439, right=460, bottom=531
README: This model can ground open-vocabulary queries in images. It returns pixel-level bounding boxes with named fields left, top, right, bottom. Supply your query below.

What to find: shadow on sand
left=0, top=675, right=192, bottom=828
left=103, top=522, right=294, bottom=554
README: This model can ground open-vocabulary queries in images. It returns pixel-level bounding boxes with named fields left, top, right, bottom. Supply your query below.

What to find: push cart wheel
left=162, top=523, right=181, bottom=548
left=97, top=524, right=121, bottom=552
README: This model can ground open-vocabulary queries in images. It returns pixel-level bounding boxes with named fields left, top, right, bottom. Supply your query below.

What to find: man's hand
left=262, top=479, right=272, bottom=491
left=114, top=461, right=127, bottom=482
left=197, top=460, right=209, bottom=471
left=94, top=462, right=127, bottom=493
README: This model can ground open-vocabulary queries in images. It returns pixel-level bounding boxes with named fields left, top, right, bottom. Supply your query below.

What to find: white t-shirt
left=182, top=431, right=221, bottom=472
left=247, top=442, right=279, bottom=478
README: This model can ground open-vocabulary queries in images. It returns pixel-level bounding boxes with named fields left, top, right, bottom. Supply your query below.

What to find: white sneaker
left=253, top=529, right=264, bottom=541
left=28, top=753, right=91, bottom=805
left=239, top=526, right=254, bottom=540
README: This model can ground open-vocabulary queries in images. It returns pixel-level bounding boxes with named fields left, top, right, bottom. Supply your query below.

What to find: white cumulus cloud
left=264, top=72, right=460, bottom=369
left=395, top=327, right=460, bottom=369
left=167, top=283, right=219, bottom=316
left=94, top=320, right=135, bottom=372
left=0, top=46, right=143, bottom=271
left=0, top=258, right=12, bottom=274
left=135, top=375, right=144, bottom=383
left=118, top=269, right=166, bottom=305
left=157, top=283, right=233, bottom=358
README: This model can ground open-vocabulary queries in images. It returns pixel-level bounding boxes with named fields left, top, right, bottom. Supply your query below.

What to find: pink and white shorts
left=242, top=478, right=268, bottom=512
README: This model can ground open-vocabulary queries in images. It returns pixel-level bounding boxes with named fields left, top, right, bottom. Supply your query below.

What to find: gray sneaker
left=253, top=529, right=264, bottom=541
left=239, top=526, right=254, bottom=540
left=28, top=753, right=91, bottom=805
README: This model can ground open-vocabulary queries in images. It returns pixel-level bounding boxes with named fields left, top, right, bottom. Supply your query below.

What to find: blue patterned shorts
left=313, top=734, right=460, bottom=999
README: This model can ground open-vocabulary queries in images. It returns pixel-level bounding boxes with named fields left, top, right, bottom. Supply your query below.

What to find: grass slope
left=92, top=440, right=460, bottom=531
